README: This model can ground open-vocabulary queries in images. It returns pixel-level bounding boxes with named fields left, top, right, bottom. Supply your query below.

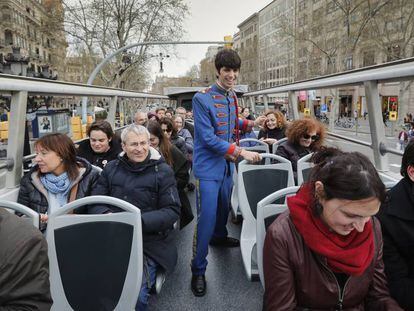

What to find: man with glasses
left=92, top=124, right=180, bottom=311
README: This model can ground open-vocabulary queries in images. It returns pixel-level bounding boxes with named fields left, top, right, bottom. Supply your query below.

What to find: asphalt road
left=328, top=121, right=403, bottom=178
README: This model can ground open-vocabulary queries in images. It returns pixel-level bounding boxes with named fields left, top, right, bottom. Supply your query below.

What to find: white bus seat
left=256, top=186, right=299, bottom=288
left=231, top=139, right=270, bottom=217
left=271, top=137, right=288, bottom=154
left=238, top=153, right=294, bottom=280
left=46, top=196, right=143, bottom=311
left=297, top=153, right=314, bottom=185
left=0, top=199, right=39, bottom=228
left=0, top=187, right=20, bottom=202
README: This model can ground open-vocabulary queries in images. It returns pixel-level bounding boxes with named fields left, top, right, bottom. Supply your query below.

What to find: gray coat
left=0, top=209, right=52, bottom=310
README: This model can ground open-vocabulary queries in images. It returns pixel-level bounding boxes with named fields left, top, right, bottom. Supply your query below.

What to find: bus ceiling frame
left=243, top=57, right=414, bottom=172
left=83, top=40, right=233, bottom=124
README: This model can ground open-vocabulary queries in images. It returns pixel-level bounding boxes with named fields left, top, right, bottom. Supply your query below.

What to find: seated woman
left=258, top=110, right=287, bottom=152
left=147, top=121, right=193, bottom=229
left=263, top=147, right=402, bottom=310
left=378, top=141, right=414, bottom=310
left=18, top=133, right=103, bottom=231
left=77, top=120, right=122, bottom=169
left=160, top=117, right=187, bottom=157
left=276, top=117, right=325, bottom=174
left=173, top=114, right=193, bottom=157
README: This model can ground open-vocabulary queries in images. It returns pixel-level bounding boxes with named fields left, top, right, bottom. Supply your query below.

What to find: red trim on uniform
left=216, top=113, right=227, bottom=118
left=227, top=144, right=236, bottom=155
left=214, top=104, right=225, bottom=108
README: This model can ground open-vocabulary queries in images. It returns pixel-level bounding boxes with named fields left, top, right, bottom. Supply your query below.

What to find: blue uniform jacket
left=193, top=83, right=253, bottom=180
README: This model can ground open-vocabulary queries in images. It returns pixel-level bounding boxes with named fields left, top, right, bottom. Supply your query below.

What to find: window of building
left=326, top=2, right=338, bottom=14
left=345, top=55, right=353, bottom=70
left=387, top=44, right=401, bottom=61
left=363, top=51, right=375, bottom=67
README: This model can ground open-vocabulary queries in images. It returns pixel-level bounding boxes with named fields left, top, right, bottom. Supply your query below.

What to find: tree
left=62, top=0, right=189, bottom=89
left=278, top=0, right=391, bottom=79
left=369, top=0, right=414, bottom=126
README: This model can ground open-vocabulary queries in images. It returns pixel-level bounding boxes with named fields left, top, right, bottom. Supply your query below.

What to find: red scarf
left=288, top=185, right=374, bottom=276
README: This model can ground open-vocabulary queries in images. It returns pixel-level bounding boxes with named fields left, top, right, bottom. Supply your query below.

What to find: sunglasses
left=162, top=129, right=172, bottom=133
left=303, top=134, right=319, bottom=141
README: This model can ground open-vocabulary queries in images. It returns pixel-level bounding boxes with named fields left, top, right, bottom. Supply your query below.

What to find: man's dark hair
left=401, top=141, right=414, bottom=177
left=214, top=49, right=241, bottom=72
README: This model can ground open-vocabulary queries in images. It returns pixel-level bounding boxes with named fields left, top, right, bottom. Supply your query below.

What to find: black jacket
left=184, top=121, right=194, bottom=138
left=258, top=127, right=286, bottom=141
left=378, top=177, right=414, bottom=310
left=91, top=148, right=181, bottom=273
left=170, top=145, right=193, bottom=229
left=76, top=139, right=122, bottom=169
left=0, top=209, right=52, bottom=310
left=275, top=140, right=311, bottom=173
left=17, top=157, right=102, bottom=230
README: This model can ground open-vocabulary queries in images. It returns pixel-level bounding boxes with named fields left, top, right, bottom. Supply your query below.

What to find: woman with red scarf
left=263, top=147, right=402, bottom=310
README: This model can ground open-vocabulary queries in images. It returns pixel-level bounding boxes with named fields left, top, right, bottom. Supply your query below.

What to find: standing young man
left=190, top=49, right=265, bottom=296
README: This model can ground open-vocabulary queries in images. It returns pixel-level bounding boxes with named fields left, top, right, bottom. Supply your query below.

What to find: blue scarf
left=40, top=172, right=72, bottom=207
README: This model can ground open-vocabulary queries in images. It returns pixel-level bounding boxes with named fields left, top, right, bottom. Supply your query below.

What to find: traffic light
left=224, top=35, right=233, bottom=49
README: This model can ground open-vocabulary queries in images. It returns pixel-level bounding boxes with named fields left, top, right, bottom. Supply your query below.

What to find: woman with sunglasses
left=276, top=117, right=325, bottom=176
left=263, top=147, right=402, bottom=310
left=160, top=117, right=188, bottom=157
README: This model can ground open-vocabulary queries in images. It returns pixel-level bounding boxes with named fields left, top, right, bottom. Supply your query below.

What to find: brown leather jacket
left=263, top=211, right=402, bottom=311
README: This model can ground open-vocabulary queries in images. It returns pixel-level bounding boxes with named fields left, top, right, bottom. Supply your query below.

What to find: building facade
left=236, top=13, right=259, bottom=91
left=0, top=0, right=67, bottom=78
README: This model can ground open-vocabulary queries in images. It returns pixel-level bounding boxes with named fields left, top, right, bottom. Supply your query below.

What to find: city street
left=329, top=117, right=403, bottom=177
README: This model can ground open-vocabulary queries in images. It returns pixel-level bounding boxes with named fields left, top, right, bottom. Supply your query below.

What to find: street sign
left=304, top=108, right=311, bottom=116
left=389, top=111, right=397, bottom=121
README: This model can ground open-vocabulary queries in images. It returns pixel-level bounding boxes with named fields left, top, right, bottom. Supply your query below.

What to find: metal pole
left=6, top=91, right=27, bottom=188
left=263, top=95, right=269, bottom=111
left=329, top=89, right=338, bottom=132
left=108, top=96, right=117, bottom=128
left=82, top=40, right=232, bottom=124
left=364, top=81, right=389, bottom=171
left=288, top=90, right=299, bottom=121
left=249, top=97, right=256, bottom=114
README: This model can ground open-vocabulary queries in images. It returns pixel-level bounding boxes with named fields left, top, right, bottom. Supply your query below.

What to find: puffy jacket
left=91, top=147, right=180, bottom=273
left=378, top=177, right=414, bottom=310
left=18, top=157, right=102, bottom=230
left=263, top=211, right=402, bottom=310
left=0, top=209, right=52, bottom=310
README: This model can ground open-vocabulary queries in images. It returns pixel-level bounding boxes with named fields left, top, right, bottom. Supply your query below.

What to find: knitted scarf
left=288, top=185, right=374, bottom=276
left=40, top=172, right=72, bottom=207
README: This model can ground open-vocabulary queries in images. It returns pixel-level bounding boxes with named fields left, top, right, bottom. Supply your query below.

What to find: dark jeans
left=136, top=256, right=158, bottom=311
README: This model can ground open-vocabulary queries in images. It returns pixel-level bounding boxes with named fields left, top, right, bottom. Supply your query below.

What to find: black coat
left=17, top=157, right=102, bottom=230
left=170, top=145, right=193, bottom=229
left=76, top=139, right=122, bottom=169
left=258, top=127, right=286, bottom=141
left=377, top=177, right=414, bottom=310
left=91, top=148, right=181, bottom=273
left=275, top=140, right=311, bottom=173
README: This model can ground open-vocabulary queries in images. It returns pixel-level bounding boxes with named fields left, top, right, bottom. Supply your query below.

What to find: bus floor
left=150, top=184, right=264, bottom=311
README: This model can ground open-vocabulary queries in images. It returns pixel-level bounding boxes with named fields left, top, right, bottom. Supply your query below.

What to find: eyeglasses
left=303, top=134, right=319, bottom=141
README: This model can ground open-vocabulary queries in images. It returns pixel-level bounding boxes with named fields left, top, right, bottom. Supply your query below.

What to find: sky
left=149, top=0, right=272, bottom=80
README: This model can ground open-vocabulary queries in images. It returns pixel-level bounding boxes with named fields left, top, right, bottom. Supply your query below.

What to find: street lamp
left=150, top=52, right=170, bottom=73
